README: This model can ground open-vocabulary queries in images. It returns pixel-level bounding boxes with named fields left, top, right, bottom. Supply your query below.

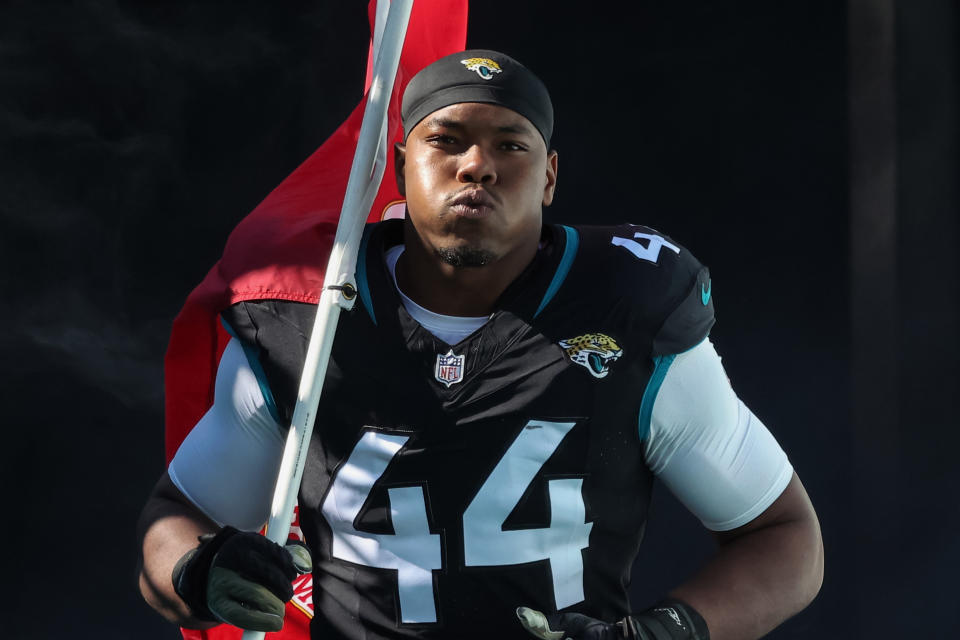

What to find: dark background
left=2, top=1, right=957, bottom=638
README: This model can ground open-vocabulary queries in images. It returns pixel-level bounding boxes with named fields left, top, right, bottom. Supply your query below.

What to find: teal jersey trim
left=356, top=224, right=377, bottom=325
left=534, top=225, right=580, bottom=318
left=638, top=354, right=677, bottom=441
left=219, top=316, right=282, bottom=424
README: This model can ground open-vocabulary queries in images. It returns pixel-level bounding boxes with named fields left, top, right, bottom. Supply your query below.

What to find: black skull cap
left=401, top=49, right=553, bottom=146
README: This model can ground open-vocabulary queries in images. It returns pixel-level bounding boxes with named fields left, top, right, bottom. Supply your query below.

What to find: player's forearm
left=668, top=513, right=823, bottom=640
left=137, top=483, right=220, bottom=628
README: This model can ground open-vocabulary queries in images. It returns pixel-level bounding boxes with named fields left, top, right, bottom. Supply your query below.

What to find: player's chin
left=435, top=244, right=498, bottom=268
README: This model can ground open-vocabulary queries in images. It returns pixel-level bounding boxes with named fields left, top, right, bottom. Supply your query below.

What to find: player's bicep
left=168, top=338, right=285, bottom=531
left=643, top=339, right=793, bottom=531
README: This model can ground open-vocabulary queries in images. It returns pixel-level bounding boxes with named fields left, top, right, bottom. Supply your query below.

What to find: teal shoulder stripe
left=638, top=354, right=676, bottom=441
left=240, top=343, right=282, bottom=424
left=534, top=225, right=580, bottom=318
left=219, top=316, right=282, bottom=424
left=356, top=224, right=377, bottom=325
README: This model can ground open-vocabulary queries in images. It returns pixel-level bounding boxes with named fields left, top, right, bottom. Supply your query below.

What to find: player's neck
left=396, top=232, right=539, bottom=317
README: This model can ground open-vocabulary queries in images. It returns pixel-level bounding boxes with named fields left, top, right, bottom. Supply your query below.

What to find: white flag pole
left=239, top=1, right=413, bottom=638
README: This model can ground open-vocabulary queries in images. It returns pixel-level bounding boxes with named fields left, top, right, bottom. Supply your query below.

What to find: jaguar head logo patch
left=460, top=57, right=502, bottom=80
left=559, top=333, right=623, bottom=379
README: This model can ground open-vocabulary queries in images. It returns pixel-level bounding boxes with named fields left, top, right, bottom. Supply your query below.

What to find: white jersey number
left=320, top=421, right=590, bottom=625
left=463, top=420, right=592, bottom=609
left=611, top=230, right=680, bottom=264
left=321, top=431, right=442, bottom=623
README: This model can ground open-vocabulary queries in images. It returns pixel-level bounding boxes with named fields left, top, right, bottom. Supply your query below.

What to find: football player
left=139, top=50, right=823, bottom=640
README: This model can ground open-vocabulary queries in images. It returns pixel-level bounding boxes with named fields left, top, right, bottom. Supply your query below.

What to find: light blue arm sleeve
left=168, top=338, right=286, bottom=531
left=643, top=339, right=794, bottom=531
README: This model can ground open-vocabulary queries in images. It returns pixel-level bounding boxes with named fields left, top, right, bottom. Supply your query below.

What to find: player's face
left=395, top=102, right=558, bottom=267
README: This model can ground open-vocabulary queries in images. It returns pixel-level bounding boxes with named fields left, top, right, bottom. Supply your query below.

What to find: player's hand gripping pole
left=239, top=1, right=413, bottom=637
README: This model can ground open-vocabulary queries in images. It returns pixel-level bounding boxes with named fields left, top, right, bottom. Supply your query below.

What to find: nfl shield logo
left=434, top=350, right=466, bottom=387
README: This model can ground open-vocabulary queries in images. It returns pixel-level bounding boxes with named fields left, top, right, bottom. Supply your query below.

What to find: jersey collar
left=356, top=219, right=579, bottom=334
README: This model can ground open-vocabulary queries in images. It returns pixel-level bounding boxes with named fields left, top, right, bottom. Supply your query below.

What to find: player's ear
left=394, top=141, right=406, bottom=196
left=542, top=149, right=558, bottom=207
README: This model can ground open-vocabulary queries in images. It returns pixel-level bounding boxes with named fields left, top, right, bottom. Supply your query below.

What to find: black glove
left=172, top=526, right=312, bottom=632
left=517, top=600, right=709, bottom=640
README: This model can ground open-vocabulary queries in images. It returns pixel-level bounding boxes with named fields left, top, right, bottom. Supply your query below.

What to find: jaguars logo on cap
left=559, top=333, right=623, bottom=379
left=460, top=57, right=503, bottom=80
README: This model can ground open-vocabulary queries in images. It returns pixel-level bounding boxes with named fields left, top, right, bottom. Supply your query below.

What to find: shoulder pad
left=219, top=301, right=258, bottom=346
left=573, top=223, right=715, bottom=355
left=219, top=300, right=316, bottom=422
left=652, top=264, right=714, bottom=355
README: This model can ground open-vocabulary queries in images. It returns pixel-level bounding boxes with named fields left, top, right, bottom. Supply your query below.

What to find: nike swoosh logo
left=701, top=280, right=712, bottom=305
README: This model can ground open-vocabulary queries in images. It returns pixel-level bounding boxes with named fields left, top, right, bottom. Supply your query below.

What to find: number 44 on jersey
left=320, top=421, right=592, bottom=624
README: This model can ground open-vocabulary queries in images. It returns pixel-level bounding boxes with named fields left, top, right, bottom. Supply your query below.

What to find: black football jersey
left=221, top=219, right=714, bottom=640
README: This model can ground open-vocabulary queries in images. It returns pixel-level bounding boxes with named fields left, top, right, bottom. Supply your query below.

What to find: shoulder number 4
left=320, top=421, right=591, bottom=624
left=611, top=230, right=680, bottom=264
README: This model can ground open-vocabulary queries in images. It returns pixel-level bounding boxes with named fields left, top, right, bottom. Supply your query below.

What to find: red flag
left=163, top=2, right=467, bottom=639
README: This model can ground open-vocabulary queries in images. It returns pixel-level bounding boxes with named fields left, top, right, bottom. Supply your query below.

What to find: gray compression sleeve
left=644, top=339, right=793, bottom=531
left=168, top=338, right=285, bottom=531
